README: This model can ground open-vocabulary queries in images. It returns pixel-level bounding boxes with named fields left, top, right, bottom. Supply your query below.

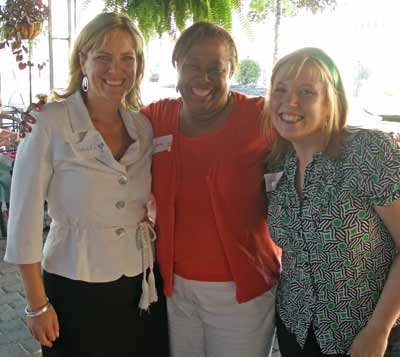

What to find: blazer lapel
left=65, top=92, right=126, bottom=174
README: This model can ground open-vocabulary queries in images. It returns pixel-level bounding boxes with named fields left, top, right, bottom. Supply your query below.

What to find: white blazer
left=5, top=92, right=153, bottom=283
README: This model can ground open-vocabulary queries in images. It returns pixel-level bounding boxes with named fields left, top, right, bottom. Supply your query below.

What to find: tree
left=103, top=0, right=242, bottom=41
left=237, top=59, right=261, bottom=85
left=248, top=0, right=337, bottom=64
left=354, top=61, right=371, bottom=97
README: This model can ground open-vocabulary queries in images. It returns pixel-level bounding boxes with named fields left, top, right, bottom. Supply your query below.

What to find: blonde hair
left=52, top=12, right=145, bottom=111
left=266, top=47, right=348, bottom=165
left=172, top=21, right=238, bottom=75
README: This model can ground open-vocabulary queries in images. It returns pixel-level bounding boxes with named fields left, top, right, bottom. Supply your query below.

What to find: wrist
left=27, top=297, right=49, bottom=311
left=25, top=298, right=51, bottom=318
left=366, top=319, right=392, bottom=337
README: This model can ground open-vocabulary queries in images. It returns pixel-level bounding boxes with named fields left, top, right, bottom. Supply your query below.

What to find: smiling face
left=176, top=38, right=232, bottom=118
left=80, top=29, right=137, bottom=107
left=270, top=64, right=330, bottom=149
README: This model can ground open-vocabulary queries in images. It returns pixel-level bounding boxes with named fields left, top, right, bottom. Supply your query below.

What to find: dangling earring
left=81, top=75, right=89, bottom=93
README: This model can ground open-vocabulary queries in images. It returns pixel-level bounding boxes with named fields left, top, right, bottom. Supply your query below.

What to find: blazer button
left=115, top=228, right=126, bottom=237
left=115, top=201, right=126, bottom=209
left=118, top=175, right=128, bottom=185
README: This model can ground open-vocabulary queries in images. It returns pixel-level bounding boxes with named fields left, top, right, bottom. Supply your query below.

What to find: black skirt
left=41, top=266, right=170, bottom=357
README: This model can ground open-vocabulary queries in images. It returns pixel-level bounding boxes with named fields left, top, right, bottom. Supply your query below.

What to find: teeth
left=280, top=113, right=303, bottom=123
left=192, top=88, right=212, bottom=97
left=105, top=80, right=123, bottom=86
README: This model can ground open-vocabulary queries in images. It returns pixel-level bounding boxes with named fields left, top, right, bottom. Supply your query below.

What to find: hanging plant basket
left=11, top=21, right=43, bottom=40
left=104, top=0, right=242, bottom=41
left=0, top=0, right=49, bottom=71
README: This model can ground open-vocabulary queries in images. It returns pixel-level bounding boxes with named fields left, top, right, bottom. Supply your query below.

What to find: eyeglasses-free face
left=176, top=38, right=232, bottom=120
left=270, top=65, right=330, bottom=150
left=80, top=29, right=138, bottom=107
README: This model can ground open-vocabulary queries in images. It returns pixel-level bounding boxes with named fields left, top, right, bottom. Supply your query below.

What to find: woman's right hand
left=19, top=102, right=43, bottom=138
left=26, top=304, right=60, bottom=348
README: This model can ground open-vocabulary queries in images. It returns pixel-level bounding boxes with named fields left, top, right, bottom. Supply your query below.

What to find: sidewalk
left=0, top=239, right=281, bottom=357
left=0, top=239, right=41, bottom=357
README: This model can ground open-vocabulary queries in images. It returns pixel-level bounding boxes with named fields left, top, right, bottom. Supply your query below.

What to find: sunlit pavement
left=0, top=240, right=42, bottom=357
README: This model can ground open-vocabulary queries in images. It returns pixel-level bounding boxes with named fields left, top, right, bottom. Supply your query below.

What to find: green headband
left=308, top=50, right=340, bottom=90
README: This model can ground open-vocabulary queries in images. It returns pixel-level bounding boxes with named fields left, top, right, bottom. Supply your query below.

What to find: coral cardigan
left=142, top=92, right=281, bottom=302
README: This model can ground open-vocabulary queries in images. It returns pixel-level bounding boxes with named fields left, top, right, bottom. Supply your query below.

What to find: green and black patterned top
left=265, top=128, right=400, bottom=354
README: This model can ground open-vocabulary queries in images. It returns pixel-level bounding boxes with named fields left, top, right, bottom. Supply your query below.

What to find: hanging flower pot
left=12, top=21, right=44, bottom=40
left=0, top=0, right=49, bottom=70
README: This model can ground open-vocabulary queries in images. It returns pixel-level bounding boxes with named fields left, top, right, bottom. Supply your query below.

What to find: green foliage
left=237, top=59, right=261, bottom=85
left=103, top=0, right=242, bottom=41
left=249, top=0, right=337, bottom=20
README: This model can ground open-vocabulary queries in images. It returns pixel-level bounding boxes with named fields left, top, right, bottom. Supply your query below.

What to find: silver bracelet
left=25, top=298, right=51, bottom=318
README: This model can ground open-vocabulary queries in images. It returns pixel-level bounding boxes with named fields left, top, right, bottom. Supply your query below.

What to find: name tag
left=264, top=172, right=283, bottom=192
left=153, top=135, right=173, bottom=154
left=70, top=133, right=106, bottom=160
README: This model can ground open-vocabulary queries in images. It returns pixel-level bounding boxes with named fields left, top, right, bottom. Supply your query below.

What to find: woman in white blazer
left=4, top=13, right=169, bottom=357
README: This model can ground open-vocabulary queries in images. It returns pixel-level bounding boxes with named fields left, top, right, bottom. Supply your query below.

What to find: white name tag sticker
left=153, top=135, right=173, bottom=154
left=264, top=171, right=283, bottom=192
left=70, top=134, right=105, bottom=160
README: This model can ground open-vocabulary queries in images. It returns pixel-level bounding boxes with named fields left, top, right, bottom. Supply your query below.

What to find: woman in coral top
left=142, top=22, right=280, bottom=357
left=20, top=21, right=281, bottom=357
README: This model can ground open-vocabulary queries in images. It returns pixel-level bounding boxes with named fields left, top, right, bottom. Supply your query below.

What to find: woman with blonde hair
left=264, top=47, right=400, bottom=356
left=5, top=12, right=169, bottom=357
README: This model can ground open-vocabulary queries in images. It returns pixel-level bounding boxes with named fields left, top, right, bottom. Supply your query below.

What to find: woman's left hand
left=348, top=324, right=389, bottom=357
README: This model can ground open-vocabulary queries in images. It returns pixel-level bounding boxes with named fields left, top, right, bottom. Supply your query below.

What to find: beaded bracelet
left=25, top=298, right=51, bottom=318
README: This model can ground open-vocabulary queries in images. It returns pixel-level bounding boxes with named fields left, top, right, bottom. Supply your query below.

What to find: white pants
left=167, top=274, right=276, bottom=357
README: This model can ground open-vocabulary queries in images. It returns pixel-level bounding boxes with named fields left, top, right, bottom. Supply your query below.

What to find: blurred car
left=149, top=72, right=160, bottom=82
left=348, top=98, right=400, bottom=134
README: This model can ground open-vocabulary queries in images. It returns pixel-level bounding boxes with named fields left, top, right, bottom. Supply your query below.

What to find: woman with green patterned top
left=264, top=47, right=400, bottom=356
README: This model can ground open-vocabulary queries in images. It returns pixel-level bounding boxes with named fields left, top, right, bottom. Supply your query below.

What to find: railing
left=0, top=105, right=51, bottom=237
left=0, top=105, right=21, bottom=237
left=0, top=105, right=22, bottom=140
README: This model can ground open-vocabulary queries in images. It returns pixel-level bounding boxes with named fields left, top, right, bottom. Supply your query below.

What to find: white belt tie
left=136, top=221, right=158, bottom=311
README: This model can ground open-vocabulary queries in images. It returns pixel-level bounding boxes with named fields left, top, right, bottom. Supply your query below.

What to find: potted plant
left=104, top=0, right=241, bottom=41
left=0, top=0, right=49, bottom=70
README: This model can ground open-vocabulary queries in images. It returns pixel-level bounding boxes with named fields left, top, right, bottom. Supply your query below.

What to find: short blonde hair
left=172, top=21, right=238, bottom=75
left=53, top=12, right=145, bottom=111
left=266, top=47, right=348, bottom=164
